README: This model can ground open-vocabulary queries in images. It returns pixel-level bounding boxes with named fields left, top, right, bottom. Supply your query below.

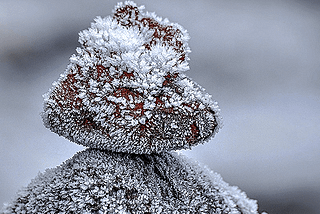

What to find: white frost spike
left=41, top=1, right=222, bottom=154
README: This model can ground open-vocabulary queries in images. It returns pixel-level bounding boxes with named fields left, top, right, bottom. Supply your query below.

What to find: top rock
left=42, top=1, right=221, bottom=154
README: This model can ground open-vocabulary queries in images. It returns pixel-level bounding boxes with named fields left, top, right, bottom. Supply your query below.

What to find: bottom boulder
left=2, top=149, right=260, bottom=213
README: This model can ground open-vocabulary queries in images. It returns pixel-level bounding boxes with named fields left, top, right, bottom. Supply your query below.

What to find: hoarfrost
left=1, top=149, right=259, bottom=214
left=1, top=2, right=265, bottom=214
left=41, top=0, right=222, bottom=154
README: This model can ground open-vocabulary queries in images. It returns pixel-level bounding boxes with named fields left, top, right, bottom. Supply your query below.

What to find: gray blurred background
left=1, top=0, right=319, bottom=213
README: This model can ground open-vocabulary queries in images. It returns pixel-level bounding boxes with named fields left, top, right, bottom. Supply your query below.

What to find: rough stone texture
left=2, top=149, right=258, bottom=214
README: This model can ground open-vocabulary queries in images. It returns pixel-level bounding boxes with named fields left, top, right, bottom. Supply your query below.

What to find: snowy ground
left=1, top=0, right=320, bottom=213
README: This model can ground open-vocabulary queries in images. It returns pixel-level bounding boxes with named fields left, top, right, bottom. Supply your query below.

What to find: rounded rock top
left=2, top=149, right=258, bottom=213
left=41, top=1, right=222, bottom=154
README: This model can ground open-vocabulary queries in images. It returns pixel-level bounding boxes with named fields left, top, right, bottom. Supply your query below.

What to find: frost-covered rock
left=2, top=149, right=259, bottom=214
left=41, top=0, right=221, bottom=154
left=2, top=2, right=267, bottom=214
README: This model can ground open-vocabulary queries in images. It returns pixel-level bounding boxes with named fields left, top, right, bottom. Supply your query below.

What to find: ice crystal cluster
left=2, top=1, right=264, bottom=214
left=41, top=0, right=221, bottom=154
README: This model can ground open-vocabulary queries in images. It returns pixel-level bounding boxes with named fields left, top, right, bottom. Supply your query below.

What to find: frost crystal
left=1, top=149, right=259, bottom=214
left=41, top=1, right=221, bottom=154
left=1, top=2, right=266, bottom=214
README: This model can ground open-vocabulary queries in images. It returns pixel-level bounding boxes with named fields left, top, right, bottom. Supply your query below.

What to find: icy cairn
left=2, top=1, right=263, bottom=213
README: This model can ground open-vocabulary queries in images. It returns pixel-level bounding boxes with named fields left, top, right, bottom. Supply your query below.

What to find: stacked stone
left=2, top=1, right=261, bottom=213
